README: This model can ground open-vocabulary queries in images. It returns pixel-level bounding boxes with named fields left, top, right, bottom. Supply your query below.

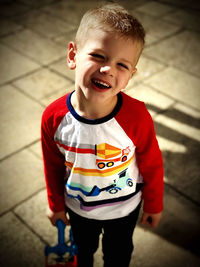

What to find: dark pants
left=67, top=202, right=141, bottom=267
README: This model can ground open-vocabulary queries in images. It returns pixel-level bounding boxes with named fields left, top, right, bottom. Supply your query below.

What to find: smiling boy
left=41, top=3, right=163, bottom=267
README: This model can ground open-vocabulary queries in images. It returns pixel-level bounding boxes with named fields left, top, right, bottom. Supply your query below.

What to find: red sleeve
left=41, top=95, right=68, bottom=212
left=135, top=107, right=163, bottom=213
left=115, top=92, right=164, bottom=213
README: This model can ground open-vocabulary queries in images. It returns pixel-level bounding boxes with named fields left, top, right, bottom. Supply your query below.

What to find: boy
left=41, top=3, right=163, bottom=267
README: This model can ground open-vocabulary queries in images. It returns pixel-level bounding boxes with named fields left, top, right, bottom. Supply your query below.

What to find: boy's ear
left=131, top=67, right=137, bottom=77
left=132, top=67, right=137, bottom=74
left=67, top=42, right=77, bottom=70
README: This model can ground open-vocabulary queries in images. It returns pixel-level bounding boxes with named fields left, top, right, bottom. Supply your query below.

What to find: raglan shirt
left=41, top=91, right=163, bottom=220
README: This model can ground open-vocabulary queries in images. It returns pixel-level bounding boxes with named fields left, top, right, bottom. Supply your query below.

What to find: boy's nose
left=100, top=65, right=113, bottom=76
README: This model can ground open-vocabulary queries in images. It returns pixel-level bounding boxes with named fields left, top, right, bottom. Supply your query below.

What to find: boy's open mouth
left=91, top=79, right=111, bottom=89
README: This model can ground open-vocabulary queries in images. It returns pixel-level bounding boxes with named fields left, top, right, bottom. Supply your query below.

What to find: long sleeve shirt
left=41, top=91, right=163, bottom=220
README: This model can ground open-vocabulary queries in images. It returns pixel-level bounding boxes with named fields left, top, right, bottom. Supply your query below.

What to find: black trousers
left=67, top=202, right=141, bottom=267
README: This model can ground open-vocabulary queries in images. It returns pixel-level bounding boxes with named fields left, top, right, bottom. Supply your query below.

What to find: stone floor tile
left=13, top=68, right=71, bottom=100
left=130, top=10, right=181, bottom=45
left=144, top=31, right=200, bottom=77
left=156, top=113, right=200, bottom=142
left=125, top=83, right=175, bottom=117
left=40, top=85, right=74, bottom=107
left=42, top=1, right=82, bottom=27
left=153, top=107, right=200, bottom=204
left=159, top=0, right=200, bottom=10
left=134, top=1, right=175, bottom=17
left=14, top=189, right=103, bottom=265
left=0, top=44, right=39, bottom=85
left=157, top=136, right=187, bottom=153
left=146, top=185, right=200, bottom=256
left=27, top=141, right=43, bottom=159
left=0, top=85, right=44, bottom=159
left=174, top=102, right=200, bottom=119
left=2, top=29, right=65, bottom=65
left=0, top=19, right=23, bottom=36
left=19, top=0, right=55, bottom=8
left=144, top=67, right=200, bottom=110
left=0, top=1, right=30, bottom=17
left=0, top=212, right=44, bottom=267
left=127, top=55, right=166, bottom=88
left=49, top=59, right=75, bottom=81
left=163, top=9, right=200, bottom=32
left=15, top=10, right=75, bottom=39
left=133, top=227, right=200, bottom=266
left=14, top=190, right=58, bottom=245
left=0, top=149, right=45, bottom=214
left=132, top=184, right=200, bottom=266
left=54, top=29, right=76, bottom=46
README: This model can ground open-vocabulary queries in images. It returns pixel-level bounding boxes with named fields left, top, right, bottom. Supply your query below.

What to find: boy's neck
left=71, top=91, right=118, bottom=120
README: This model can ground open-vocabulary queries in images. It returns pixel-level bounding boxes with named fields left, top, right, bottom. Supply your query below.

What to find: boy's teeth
left=93, top=79, right=110, bottom=88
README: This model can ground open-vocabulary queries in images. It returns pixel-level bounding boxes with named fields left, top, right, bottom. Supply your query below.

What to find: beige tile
left=144, top=31, right=200, bottom=77
left=131, top=11, right=181, bottom=45
left=159, top=0, right=200, bottom=10
left=163, top=9, right=200, bottom=32
left=0, top=2, right=30, bottom=17
left=0, top=212, right=44, bottom=266
left=42, top=2, right=82, bottom=27
left=15, top=189, right=103, bottom=266
left=174, top=102, right=200, bottom=119
left=40, top=86, right=74, bottom=107
left=0, top=85, right=44, bottom=159
left=133, top=185, right=200, bottom=267
left=15, top=10, right=75, bottom=39
left=13, top=68, right=71, bottom=100
left=135, top=1, right=175, bottom=17
left=49, top=59, right=75, bottom=81
left=154, top=107, right=200, bottom=204
left=144, top=67, right=200, bottom=110
left=0, top=149, right=45, bottom=214
left=125, top=84, right=174, bottom=117
left=54, top=30, right=76, bottom=46
left=127, top=55, right=166, bottom=88
left=2, top=29, right=65, bottom=65
left=14, top=190, right=58, bottom=245
left=27, top=141, right=43, bottom=158
left=94, top=234, right=103, bottom=267
left=0, top=19, right=22, bottom=36
left=157, top=136, right=187, bottom=153
left=133, top=227, right=200, bottom=266
left=14, top=189, right=102, bottom=266
left=19, top=0, right=55, bottom=8
left=156, top=114, right=200, bottom=142
left=0, top=44, right=39, bottom=85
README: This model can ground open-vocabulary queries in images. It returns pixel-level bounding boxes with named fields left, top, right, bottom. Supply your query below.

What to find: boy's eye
left=118, top=63, right=129, bottom=70
left=90, top=53, right=104, bottom=60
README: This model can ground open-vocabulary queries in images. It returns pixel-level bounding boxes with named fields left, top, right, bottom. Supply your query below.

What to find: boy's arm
left=141, top=211, right=162, bottom=228
left=41, top=109, right=67, bottom=220
left=46, top=207, right=70, bottom=226
left=136, top=106, right=164, bottom=226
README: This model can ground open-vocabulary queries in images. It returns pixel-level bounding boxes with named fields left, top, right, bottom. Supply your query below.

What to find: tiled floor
left=0, top=0, right=200, bottom=266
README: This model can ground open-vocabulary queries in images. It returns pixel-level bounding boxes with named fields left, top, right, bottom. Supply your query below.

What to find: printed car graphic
left=66, top=168, right=133, bottom=198
left=56, top=141, right=133, bottom=174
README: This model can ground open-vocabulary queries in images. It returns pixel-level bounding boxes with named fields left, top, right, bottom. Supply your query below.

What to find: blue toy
left=45, top=219, right=78, bottom=267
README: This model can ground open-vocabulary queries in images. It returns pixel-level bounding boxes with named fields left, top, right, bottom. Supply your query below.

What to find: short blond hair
left=75, top=3, right=145, bottom=49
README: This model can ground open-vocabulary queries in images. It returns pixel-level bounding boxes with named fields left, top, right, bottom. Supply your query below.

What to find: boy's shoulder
left=120, top=91, right=149, bottom=117
left=42, top=93, right=70, bottom=120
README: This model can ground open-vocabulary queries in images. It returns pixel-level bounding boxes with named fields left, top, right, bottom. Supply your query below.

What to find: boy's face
left=68, top=30, right=142, bottom=105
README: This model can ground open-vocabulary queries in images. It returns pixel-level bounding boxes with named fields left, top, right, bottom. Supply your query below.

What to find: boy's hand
left=46, top=206, right=70, bottom=226
left=141, top=211, right=162, bottom=228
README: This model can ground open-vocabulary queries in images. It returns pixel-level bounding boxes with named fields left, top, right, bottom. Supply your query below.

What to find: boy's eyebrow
left=119, top=58, right=133, bottom=67
left=89, top=49, right=134, bottom=67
